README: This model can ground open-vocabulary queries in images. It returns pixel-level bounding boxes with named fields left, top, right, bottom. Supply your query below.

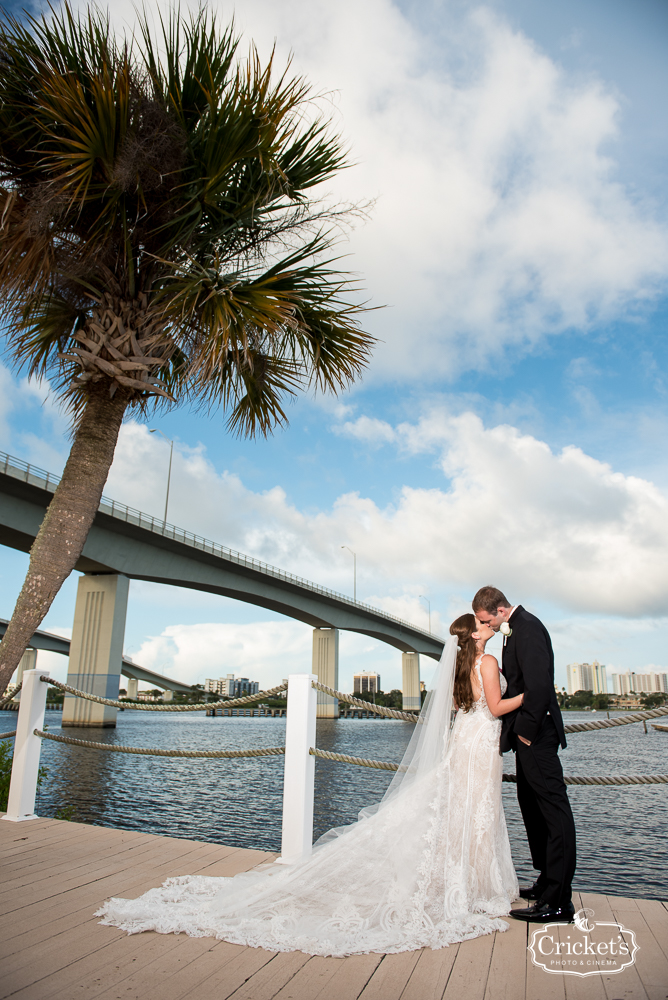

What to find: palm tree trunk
left=0, top=382, right=129, bottom=693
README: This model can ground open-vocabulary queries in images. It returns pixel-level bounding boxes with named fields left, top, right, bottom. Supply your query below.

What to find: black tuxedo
left=500, top=605, right=565, bottom=753
left=501, top=606, right=576, bottom=907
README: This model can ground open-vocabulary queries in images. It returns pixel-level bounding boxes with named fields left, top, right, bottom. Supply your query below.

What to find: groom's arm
left=512, top=623, right=553, bottom=745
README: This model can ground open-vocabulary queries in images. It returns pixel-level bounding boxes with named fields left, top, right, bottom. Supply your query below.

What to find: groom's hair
left=472, top=586, right=511, bottom=614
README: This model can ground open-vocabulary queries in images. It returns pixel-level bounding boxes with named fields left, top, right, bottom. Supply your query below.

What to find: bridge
left=0, top=618, right=193, bottom=699
left=0, top=450, right=445, bottom=725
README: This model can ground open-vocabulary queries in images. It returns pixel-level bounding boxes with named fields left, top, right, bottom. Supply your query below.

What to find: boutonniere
left=500, top=622, right=512, bottom=646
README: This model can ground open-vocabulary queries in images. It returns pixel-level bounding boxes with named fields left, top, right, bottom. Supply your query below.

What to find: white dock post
left=3, top=669, right=49, bottom=823
left=278, top=672, right=317, bottom=864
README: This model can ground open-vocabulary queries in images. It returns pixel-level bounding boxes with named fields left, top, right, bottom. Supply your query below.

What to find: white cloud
left=332, top=416, right=397, bottom=445
left=63, top=0, right=668, bottom=380
left=0, top=364, right=70, bottom=471
left=128, top=621, right=405, bottom=693
left=105, top=412, right=668, bottom=620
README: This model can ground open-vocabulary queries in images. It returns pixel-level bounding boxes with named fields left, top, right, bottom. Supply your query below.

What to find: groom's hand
left=518, top=735, right=531, bottom=746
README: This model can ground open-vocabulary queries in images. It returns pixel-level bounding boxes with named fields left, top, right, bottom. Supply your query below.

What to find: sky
left=2, top=0, right=668, bottom=694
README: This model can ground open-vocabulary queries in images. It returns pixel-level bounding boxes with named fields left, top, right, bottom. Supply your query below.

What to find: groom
left=472, top=586, right=576, bottom=923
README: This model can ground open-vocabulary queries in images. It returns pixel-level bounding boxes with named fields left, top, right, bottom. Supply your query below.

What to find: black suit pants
left=515, top=717, right=576, bottom=906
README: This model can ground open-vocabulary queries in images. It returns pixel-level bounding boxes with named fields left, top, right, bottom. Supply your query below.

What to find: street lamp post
left=149, top=428, right=173, bottom=527
left=341, top=546, right=357, bottom=602
left=419, top=595, right=431, bottom=633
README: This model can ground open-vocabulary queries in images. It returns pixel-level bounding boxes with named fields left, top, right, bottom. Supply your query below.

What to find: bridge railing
left=0, top=450, right=440, bottom=643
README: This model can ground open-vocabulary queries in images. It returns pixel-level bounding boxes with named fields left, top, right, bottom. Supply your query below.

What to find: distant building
left=610, top=671, right=668, bottom=695
left=353, top=672, right=380, bottom=695
left=566, top=661, right=607, bottom=695
left=205, top=674, right=259, bottom=697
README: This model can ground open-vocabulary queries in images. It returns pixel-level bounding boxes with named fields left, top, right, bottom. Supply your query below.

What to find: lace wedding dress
left=97, top=639, right=518, bottom=957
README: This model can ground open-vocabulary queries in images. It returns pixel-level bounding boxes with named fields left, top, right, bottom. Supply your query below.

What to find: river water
left=3, top=708, right=666, bottom=900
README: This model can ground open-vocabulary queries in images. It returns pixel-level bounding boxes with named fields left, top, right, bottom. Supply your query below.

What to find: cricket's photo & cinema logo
left=528, top=908, right=638, bottom=977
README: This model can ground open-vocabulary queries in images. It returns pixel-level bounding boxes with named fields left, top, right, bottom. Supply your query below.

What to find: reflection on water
left=4, top=708, right=666, bottom=900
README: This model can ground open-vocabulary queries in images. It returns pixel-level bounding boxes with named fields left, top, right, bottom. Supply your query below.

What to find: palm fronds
left=0, top=2, right=374, bottom=432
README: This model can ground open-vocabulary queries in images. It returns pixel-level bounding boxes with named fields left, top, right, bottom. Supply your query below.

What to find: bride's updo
left=450, top=613, right=477, bottom=712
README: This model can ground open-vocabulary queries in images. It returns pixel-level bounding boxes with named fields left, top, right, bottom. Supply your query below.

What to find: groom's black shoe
left=511, top=901, right=575, bottom=923
left=518, top=881, right=546, bottom=900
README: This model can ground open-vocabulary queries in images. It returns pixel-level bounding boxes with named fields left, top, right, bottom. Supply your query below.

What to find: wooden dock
left=1, top=815, right=666, bottom=1000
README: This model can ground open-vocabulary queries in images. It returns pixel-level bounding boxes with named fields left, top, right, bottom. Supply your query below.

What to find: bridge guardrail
left=1, top=450, right=441, bottom=643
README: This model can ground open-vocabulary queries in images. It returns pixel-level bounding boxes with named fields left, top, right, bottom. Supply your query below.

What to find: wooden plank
left=180, top=947, right=296, bottom=1000
left=1, top=839, right=269, bottom=953
left=560, top=894, right=617, bottom=1000
left=0, top=829, right=175, bottom=891
left=3, top=930, right=182, bottom=1000
left=356, top=951, right=423, bottom=1000
left=66, top=935, right=227, bottom=1000
left=443, top=931, right=495, bottom=999
left=0, top=841, right=218, bottom=960
left=269, top=956, right=345, bottom=1000
left=606, top=896, right=663, bottom=1000
left=93, top=940, right=267, bottom=1000
left=484, top=917, right=528, bottom=1000
left=400, top=945, right=459, bottom=1000
left=0, top=837, right=241, bottom=914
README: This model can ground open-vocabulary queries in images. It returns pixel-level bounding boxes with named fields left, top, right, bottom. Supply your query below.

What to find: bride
left=97, top=615, right=524, bottom=956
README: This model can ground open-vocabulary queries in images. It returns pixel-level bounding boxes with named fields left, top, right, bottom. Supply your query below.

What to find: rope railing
left=310, top=747, right=405, bottom=771
left=35, top=676, right=668, bottom=730
left=313, top=682, right=419, bottom=722
left=35, top=729, right=286, bottom=759
left=0, top=730, right=16, bottom=739
left=30, top=726, right=668, bottom=786
left=41, top=676, right=287, bottom=711
left=563, top=705, right=668, bottom=732
left=0, top=681, right=22, bottom=709
left=309, top=747, right=668, bottom=784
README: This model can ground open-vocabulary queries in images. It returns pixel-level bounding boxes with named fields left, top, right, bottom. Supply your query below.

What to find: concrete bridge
left=0, top=451, right=445, bottom=726
left=0, top=619, right=193, bottom=700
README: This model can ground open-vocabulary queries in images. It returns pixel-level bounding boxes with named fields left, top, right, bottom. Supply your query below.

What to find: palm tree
left=0, top=4, right=374, bottom=693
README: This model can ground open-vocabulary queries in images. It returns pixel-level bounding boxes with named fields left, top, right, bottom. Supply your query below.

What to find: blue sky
left=2, top=0, right=668, bottom=692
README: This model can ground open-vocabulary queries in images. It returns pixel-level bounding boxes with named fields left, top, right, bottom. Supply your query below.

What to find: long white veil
left=316, top=633, right=458, bottom=841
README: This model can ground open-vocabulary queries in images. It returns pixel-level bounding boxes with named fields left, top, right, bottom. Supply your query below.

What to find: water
left=3, top=708, right=667, bottom=900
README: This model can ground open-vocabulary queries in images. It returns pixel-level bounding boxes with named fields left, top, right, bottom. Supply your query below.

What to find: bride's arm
left=480, top=655, right=524, bottom=718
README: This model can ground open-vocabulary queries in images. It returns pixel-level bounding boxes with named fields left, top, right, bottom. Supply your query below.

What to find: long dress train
left=97, top=644, right=518, bottom=957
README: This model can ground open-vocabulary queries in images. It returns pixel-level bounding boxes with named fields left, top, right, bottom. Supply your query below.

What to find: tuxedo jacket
left=500, top=606, right=566, bottom=754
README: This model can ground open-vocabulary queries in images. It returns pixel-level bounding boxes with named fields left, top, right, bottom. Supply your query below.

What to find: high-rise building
left=205, top=674, right=259, bottom=697
left=610, top=671, right=668, bottom=695
left=566, top=661, right=607, bottom=695
left=353, top=672, right=381, bottom=695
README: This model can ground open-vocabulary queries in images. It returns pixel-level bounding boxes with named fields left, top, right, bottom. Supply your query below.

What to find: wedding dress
left=97, top=638, right=518, bottom=957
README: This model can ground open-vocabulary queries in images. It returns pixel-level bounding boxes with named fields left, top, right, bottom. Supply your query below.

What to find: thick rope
left=313, top=683, right=419, bottom=722
left=34, top=729, right=285, bottom=759
left=501, top=772, right=668, bottom=786
left=0, top=681, right=22, bottom=709
left=564, top=705, right=668, bottom=732
left=310, top=746, right=406, bottom=771
left=316, top=682, right=668, bottom=731
left=0, top=730, right=16, bottom=739
left=310, top=747, right=668, bottom=784
left=41, top=676, right=287, bottom=712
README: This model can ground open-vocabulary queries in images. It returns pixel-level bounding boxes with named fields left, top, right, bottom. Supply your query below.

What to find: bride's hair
left=450, top=613, right=477, bottom=712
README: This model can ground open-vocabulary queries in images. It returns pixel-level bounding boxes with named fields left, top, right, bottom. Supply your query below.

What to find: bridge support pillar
left=126, top=677, right=138, bottom=700
left=62, top=574, right=129, bottom=728
left=402, top=652, right=421, bottom=712
left=313, top=628, right=339, bottom=718
left=13, top=648, right=37, bottom=701
left=163, top=689, right=173, bottom=702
